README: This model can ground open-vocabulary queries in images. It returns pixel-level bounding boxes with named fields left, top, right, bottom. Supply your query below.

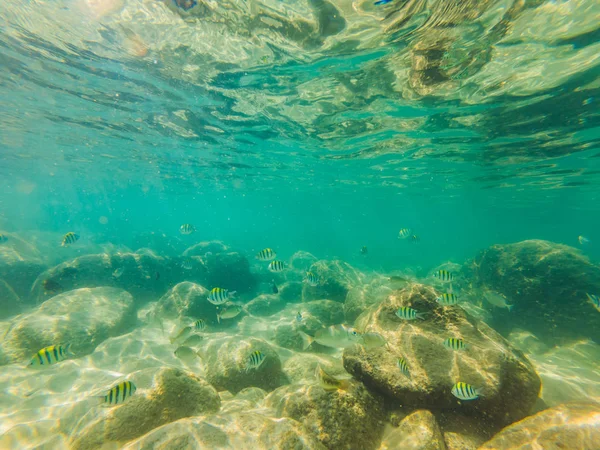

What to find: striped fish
left=444, top=338, right=467, bottom=351
left=181, top=259, right=194, bottom=270
left=61, top=232, right=79, bottom=247
left=256, top=248, right=276, bottom=261
left=398, top=228, right=411, bottom=239
left=268, top=260, right=285, bottom=272
left=433, top=270, right=453, bottom=282
left=246, top=350, right=266, bottom=371
left=101, top=380, right=137, bottom=406
left=410, top=235, right=420, bottom=242
left=305, top=271, right=319, bottom=286
left=397, top=357, right=410, bottom=376
left=395, top=306, right=426, bottom=321
left=451, top=382, right=480, bottom=401
left=586, top=293, right=600, bottom=311
left=437, top=293, right=459, bottom=306
left=208, top=287, right=235, bottom=305
left=179, top=223, right=195, bottom=235
left=194, top=319, right=206, bottom=331
left=0, top=234, right=8, bottom=244
left=29, top=344, right=72, bottom=367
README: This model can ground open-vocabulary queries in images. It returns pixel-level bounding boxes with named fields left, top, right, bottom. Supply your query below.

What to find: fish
left=194, top=319, right=206, bottom=332
left=443, top=338, right=468, bottom=351
left=271, top=281, right=279, bottom=294
left=360, top=246, right=368, bottom=255
left=389, top=276, right=408, bottom=283
left=305, top=271, right=319, bottom=286
left=433, top=270, right=453, bottom=282
left=451, top=382, right=481, bottom=401
left=398, top=228, right=411, bottom=239
left=246, top=350, right=266, bottom=371
left=42, top=279, right=63, bottom=295
left=578, top=235, right=590, bottom=245
left=217, top=305, right=243, bottom=323
left=29, top=344, right=72, bottom=367
left=181, top=259, right=194, bottom=270
left=61, top=232, right=79, bottom=247
left=360, top=332, right=387, bottom=349
left=208, top=287, right=235, bottom=305
left=374, top=0, right=393, bottom=5
left=315, top=364, right=350, bottom=391
left=169, top=325, right=193, bottom=344
left=172, top=0, right=198, bottom=11
left=0, top=234, right=8, bottom=244
left=483, top=290, right=514, bottom=311
left=296, top=311, right=303, bottom=323
left=99, top=381, right=137, bottom=406
left=301, top=324, right=362, bottom=349
left=395, top=306, right=426, bottom=321
left=411, top=235, right=420, bottom=242
left=182, top=334, right=204, bottom=347
left=437, top=293, right=460, bottom=306
left=256, top=248, right=276, bottom=261
left=179, top=223, right=195, bottom=235
left=174, top=346, right=202, bottom=363
left=397, top=357, right=410, bottom=376
left=268, top=260, right=286, bottom=272
left=586, top=293, right=600, bottom=311
left=112, top=267, right=124, bottom=278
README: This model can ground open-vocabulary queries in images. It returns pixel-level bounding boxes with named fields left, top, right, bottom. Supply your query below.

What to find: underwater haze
left=1, top=0, right=600, bottom=449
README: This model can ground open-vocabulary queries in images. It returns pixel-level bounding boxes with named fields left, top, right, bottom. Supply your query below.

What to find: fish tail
left=230, top=291, right=237, bottom=297
left=217, top=312, right=221, bottom=324
left=416, top=313, right=428, bottom=320
left=506, top=304, right=514, bottom=312
left=298, top=331, right=314, bottom=351
left=475, top=387, right=485, bottom=398
left=65, top=343, right=74, bottom=356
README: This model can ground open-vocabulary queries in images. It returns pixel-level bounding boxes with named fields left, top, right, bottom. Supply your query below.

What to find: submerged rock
left=151, top=281, right=218, bottom=324
left=379, top=410, right=446, bottom=450
left=246, top=293, right=285, bottom=316
left=1, top=287, right=135, bottom=364
left=478, top=402, right=600, bottom=450
left=345, top=277, right=393, bottom=323
left=0, top=279, right=22, bottom=319
left=0, top=235, right=47, bottom=304
left=467, top=240, right=600, bottom=344
left=343, top=283, right=541, bottom=433
left=266, top=382, right=386, bottom=450
left=303, top=260, right=363, bottom=303
left=70, top=368, right=220, bottom=450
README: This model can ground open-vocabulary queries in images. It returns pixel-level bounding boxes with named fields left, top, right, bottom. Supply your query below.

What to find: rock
left=289, top=250, right=318, bottom=271
left=246, top=294, right=285, bottom=316
left=151, top=281, right=218, bottom=324
left=220, top=386, right=268, bottom=414
left=344, top=278, right=393, bottom=323
left=343, top=283, right=541, bottom=432
left=467, top=240, right=600, bottom=344
left=204, top=337, right=285, bottom=394
left=283, top=352, right=347, bottom=384
left=379, top=410, right=446, bottom=450
left=266, top=382, right=386, bottom=450
left=478, top=403, right=600, bottom=450
left=70, top=368, right=221, bottom=450
left=123, top=412, right=326, bottom=450
left=278, top=281, right=303, bottom=303
left=1, top=287, right=136, bottom=364
left=0, top=234, right=47, bottom=303
left=302, top=260, right=363, bottom=303
left=0, top=279, right=22, bottom=319
left=182, top=240, right=229, bottom=257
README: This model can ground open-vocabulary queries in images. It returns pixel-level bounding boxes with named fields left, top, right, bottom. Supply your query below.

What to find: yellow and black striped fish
left=246, top=350, right=266, bottom=371
left=61, top=232, right=79, bottom=247
left=268, top=260, right=285, bottom=272
left=256, top=248, right=276, bottom=261
left=451, top=382, right=480, bottom=401
left=305, top=271, right=319, bottom=286
left=437, top=293, right=459, bottom=306
left=443, top=338, right=467, bottom=351
left=194, top=319, right=206, bottom=331
left=397, top=357, right=410, bottom=376
left=586, top=293, right=600, bottom=312
left=208, top=287, right=235, bottom=305
left=398, top=228, right=411, bottom=239
left=395, top=306, right=426, bottom=321
left=101, top=380, right=137, bottom=406
left=433, top=270, right=453, bottom=282
left=29, top=344, right=72, bottom=367
left=179, top=223, right=196, bottom=235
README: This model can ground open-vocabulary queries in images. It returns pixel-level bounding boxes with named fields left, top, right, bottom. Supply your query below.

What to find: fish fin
left=416, top=313, right=428, bottom=320
left=506, top=304, right=514, bottom=312
left=216, top=312, right=221, bottom=324
left=339, top=379, right=351, bottom=391
left=65, top=343, right=75, bottom=357
left=475, top=387, right=485, bottom=398
left=93, top=396, right=107, bottom=406
left=230, top=291, right=237, bottom=298
left=298, top=331, right=314, bottom=351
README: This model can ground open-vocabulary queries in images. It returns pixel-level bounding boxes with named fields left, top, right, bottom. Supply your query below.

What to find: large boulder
left=1, top=287, right=136, bottom=364
left=303, top=260, right=363, bottom=302
left=345, top=277, right=393, bottom=323
left=478, top=402, right=600, bottom=450
left=266, top=382, right=386, bottom=450
left=467, top=240, right=600, bottom=344
left=70, top=368, right=221, bottom=450
left=150, top=281, right=217, bottom=324
left=379, top=410, right=446, bottom=450
left=343, top=283, right=541, bottom=432
left=0, top=279, right=22, bottom=319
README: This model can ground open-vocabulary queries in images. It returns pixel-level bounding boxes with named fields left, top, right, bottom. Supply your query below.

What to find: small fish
left=99, top=381, right=137, bottom=406
left=411, top=235, right=420, bottom=243
left=169, top=325, right=193, bottom=344
left=303, top=324, right=362, bottom=349
left=268, top=260, right=286, bottom=272
left=217, top=305, right=243, bottom=323
left=305, top=271, right=319, bottom=286
left=360, top=246, right=368, bottom=255
left=246, top=350, right=266, bottom=371
left=374, top=0, right=393, bottom=5
left=42, top=279, right=63, bottom=295
left=397, top=357, right=410, bottom=376
left=578, top=235, right=590, bottom=245
left=256, top=248, right=276, bottom=261
left=182, top=334, right=204, bottom=347
left=398, top=228, right=411, bottom=239
left=360, top=332, right=387, bottom=349
left=29, top=344, right=72, bottom=367
left=194, top=319, right=206, bottom=331
left=61, top=232, right=79, bottom=247
left=180, top=223, right=196, bottom=235
left=296, top=311, right=303, bottom=323
left=389, top=275, right=408, bottom=283
left=443, top=338, right=467, bottom=351
left=586, top=293, right=600, bottom=312
left=208, top=287, right=235, bottom=305
left=433, top=270, right=453, bottom=282
left=271, top=281, right=279, bottom=294
left=315, top=364, right=350, bottom=391
left=174, top=346, right=202, bottom=363
left=437, top=293, right=460, bottom=306
left=0, top=234, right=8, bottom=244
left=451, top=382, right=481, bottom=401
left=172, top=0, right=197, bottom=11
left=181, top=259, right=193, bottom=270
left=112, top=267, right=124, bottom=278
left=395, top=306, right=426, bottom=321
left=483, top=290, right=514, bottom=312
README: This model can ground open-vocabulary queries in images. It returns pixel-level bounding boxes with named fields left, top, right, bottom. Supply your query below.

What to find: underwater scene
left=1, top=0, right=600, bottom=449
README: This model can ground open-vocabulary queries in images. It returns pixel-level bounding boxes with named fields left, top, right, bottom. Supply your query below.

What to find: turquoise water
left=1, top=1, right=600, bottom=449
